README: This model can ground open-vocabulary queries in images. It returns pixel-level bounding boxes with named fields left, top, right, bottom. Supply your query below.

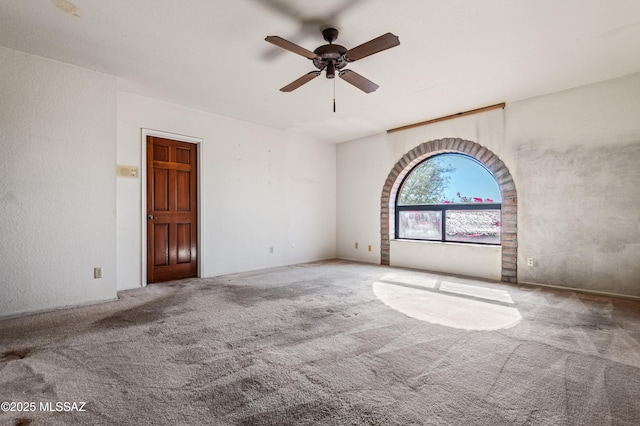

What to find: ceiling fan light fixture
left=326, top=62, right=336, bottom=79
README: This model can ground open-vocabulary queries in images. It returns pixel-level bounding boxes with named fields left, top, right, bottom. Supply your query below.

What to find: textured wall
left=0, top=47, right=117, bottom=317
left=337, top=73, right=640, bottom=298
left=508, top=73, right=640, bottom=296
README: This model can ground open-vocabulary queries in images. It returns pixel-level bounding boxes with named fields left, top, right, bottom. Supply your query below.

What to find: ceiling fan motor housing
left=312, top=28, right=347, bottom=78
left=313, top=44, right=348, bottom=77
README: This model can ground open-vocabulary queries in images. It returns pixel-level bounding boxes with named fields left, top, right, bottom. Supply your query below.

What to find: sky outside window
left=441, top=154, right=501, bottom=202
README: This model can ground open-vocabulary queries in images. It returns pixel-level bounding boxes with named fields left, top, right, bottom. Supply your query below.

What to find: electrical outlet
left=269, top=246, right=274, bottom=254
left=527, top=258, right=534, bottom=267
left=355, top=242, right=359, bottom=249
left=368, top=245, right=372, bottom=252
left=94, top=267, right=102, bottom=279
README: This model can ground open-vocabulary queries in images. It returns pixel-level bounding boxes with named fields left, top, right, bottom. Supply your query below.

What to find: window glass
left=442, top=155, right=501, bottom=204
left=398, top=156, right=453, bottom=205
left=445, top=210, right=501, bottom=244
left=398, top=211, right=442, bottom=240
left=398, top=154, right=501, bottom=205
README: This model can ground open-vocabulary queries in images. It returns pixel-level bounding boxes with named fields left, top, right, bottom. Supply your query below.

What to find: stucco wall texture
left=0, top=47, right=118, bottom=317
left=338, top=73, right=640, bottom=298
left=507, top=74, right=640, bottom=296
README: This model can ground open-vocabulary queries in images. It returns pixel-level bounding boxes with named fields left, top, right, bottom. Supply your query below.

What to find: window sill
left=392, top=238, right=501, bottom=248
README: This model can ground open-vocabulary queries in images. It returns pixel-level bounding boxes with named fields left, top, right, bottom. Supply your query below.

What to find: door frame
left=141, top=128, right=204, bottom=286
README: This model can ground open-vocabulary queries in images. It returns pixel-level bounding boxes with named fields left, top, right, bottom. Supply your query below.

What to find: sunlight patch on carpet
left=373, top=274, right=521, bottom=331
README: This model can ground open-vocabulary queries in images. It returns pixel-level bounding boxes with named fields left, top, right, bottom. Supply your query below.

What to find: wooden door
left=147, top=136, right=198, bottom=283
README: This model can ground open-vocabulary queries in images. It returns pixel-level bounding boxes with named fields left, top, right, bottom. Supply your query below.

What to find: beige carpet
left=1, top=260, right=639, bottom=425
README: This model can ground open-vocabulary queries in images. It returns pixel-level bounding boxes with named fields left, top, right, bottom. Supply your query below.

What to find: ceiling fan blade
left=339, top=69, right=379, bottom=93
left=345, top=32, right=400, bottom=62
left=280, top=71, right=322, bottom=92
left=265, top=36, right=317, bottom=59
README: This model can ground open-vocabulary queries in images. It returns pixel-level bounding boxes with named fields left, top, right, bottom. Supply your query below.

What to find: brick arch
left=380, top=138, right=518, bottom=283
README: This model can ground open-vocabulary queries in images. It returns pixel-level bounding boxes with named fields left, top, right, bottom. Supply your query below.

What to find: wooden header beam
left=387, top=102, right=506, bottom=134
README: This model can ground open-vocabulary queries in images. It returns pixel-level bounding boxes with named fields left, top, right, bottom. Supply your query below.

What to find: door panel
left=153, top=223, right=170, bottom=266
left=154, top=144, right=169, bottom=161
left=147, top=136, right=198, bottom=283
left=176, top=171, right=191, bottom=211
left=177, top=223, right=192, bottom=264
left=176, top=147, right=191, bottom=164
left=153, top=169, right=169, bottom=211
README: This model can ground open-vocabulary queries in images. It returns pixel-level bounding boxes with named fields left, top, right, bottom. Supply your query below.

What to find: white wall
left=0, top=47, right=117, bottom=317
left=390, top=240, right=501, bottom=281
left=116, top=92, right=336, bottom=290
left=337, top=73, right=640, bottom=298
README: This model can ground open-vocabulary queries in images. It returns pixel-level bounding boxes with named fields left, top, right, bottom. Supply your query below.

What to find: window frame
left=394, top=154, right=502, bottom=246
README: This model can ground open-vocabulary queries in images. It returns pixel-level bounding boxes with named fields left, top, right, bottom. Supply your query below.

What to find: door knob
left=147, top=215, right=155, bottom=220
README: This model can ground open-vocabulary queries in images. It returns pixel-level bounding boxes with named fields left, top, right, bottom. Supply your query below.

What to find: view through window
left=396, top=153, right=502, bottom=244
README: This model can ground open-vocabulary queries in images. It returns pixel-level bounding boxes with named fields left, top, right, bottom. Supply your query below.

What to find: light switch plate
left=117, top=165, right=139, bottom=178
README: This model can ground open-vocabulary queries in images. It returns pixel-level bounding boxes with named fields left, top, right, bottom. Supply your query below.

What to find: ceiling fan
left=265, top=28, right=400, bottom=94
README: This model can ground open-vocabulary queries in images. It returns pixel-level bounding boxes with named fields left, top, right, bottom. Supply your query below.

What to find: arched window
left=396, top=153, right=502, bottom=244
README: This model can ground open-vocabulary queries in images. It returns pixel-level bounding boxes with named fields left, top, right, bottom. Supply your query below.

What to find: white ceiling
left=2, top=0, right=640, bottom=143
